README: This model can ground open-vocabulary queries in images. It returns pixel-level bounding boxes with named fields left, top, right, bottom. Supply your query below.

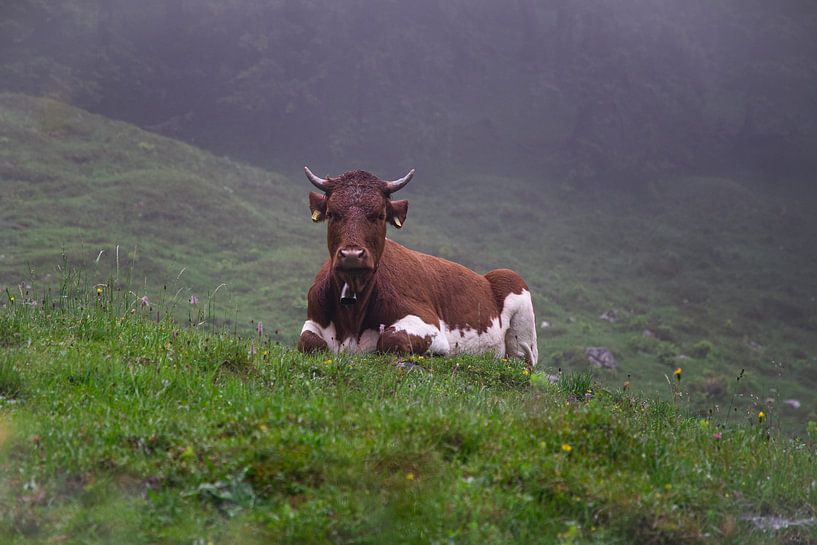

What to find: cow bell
left=340, top=283, right=358, bottom=306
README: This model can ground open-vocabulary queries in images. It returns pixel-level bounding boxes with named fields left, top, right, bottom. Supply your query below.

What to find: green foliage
left=0, top=359, right=22, bottom=398
left=557, top=371, right=594, bottom=400
left=690, top=340, right=716, bottom=359
left=550, top=348, right=589, bottom=370
left=808, top=421, right=817, bottom=441
left=37, top=99, right=75, bottom=135
left=656, top=343, right=680, bottom=367
left=0, top=313, right=25, bottom=349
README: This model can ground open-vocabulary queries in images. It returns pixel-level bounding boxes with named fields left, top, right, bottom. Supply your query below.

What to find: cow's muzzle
left=335, top=247, right=370, bottom=272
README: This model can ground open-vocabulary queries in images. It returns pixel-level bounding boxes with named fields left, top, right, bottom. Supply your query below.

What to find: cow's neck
left=332, top=271, right=377, bottom=337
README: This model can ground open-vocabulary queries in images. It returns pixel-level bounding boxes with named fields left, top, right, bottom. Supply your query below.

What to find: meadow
left=1, top=269, right=816, bottom=544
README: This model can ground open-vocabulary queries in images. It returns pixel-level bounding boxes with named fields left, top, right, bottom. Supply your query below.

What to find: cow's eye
left=368, top=213, right=385, bottom=223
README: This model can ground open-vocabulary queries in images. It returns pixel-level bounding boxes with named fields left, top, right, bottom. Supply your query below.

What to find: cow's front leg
left=298, top=330, right=328, bottom=353
left=377, top=327, right=432, bottom=355
left=298, top=320, right=333, bottom=353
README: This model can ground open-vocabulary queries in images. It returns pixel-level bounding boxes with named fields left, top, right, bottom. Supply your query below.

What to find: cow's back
left=377, top=239, right=500, bottom=332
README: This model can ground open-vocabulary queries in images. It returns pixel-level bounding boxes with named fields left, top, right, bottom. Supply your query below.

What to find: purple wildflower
left=713, top=432, right=722, bottom=441
left=190, top=294, right=198, bottom=306
left=140, top=295, right=150, bottom=307
left=257, top=321, right=264, bottom=337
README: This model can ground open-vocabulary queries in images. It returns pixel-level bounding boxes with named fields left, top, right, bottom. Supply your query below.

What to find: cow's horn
left=304, top=166, right=330, bottom=192
left=384, top=169, right=415, bottom=194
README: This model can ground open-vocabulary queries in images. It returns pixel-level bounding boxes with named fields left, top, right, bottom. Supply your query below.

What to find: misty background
left=3, top=0, right=817, bottom=186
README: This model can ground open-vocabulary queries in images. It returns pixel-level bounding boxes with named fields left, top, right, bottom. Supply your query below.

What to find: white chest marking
left=300, top=320, right=379, bottom=354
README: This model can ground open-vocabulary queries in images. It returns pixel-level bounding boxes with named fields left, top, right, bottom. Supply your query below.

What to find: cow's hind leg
left=503, top=293, right=538, bottom=369
left=485, top=269, right=539, bottom=369
left=377, top=328, right=432, bottom=355
left=378, top=314, right=449, bottom=356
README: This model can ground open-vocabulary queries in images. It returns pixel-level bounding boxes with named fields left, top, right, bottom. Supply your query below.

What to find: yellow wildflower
left=324, top=358, right=333, bottom=365
left=406, top=472, right=415, bottom=481
left=673, top=367, right=682, bottom=381
left=561, top=443, right=572, bottom=453
left=522, top=368, right=530, bottom=376
left=96, top=287, right=103, bottom=296
left=758, top=410, right=766, bottom=422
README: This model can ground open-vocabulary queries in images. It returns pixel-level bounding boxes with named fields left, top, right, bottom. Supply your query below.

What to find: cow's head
left=305, top=167, right=413, bottom=304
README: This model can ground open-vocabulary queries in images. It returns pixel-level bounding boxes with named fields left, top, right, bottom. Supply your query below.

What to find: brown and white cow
left=297, top=167, right=538, bottom=368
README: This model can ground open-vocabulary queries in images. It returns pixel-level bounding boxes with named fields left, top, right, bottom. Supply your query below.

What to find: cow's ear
left=308, top=192, right=327, bottom=222
left=388, top=199, right=409, bottom=229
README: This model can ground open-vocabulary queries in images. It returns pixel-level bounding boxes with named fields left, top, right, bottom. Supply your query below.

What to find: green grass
left=1, top=92, right=816, bottom=437
left=1, top=274, right=816, bottom=544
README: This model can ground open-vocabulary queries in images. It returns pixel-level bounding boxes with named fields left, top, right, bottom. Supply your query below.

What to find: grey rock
left=600, top=309, right=618, bottom=322
left=540, top=320, right=551, bottom=329
left=585, top=347, right=617, bottom=370
left=642, top=329, right=655, bottom=338
left=741, top=515, right=817, bottom=531
left=395, top=360, right=423, bottom=371
left=783, top=399, right=801, bottom=409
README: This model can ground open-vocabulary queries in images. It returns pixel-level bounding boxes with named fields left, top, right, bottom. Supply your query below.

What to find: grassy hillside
left=0, top=93, right=318, bottom=339
left=1, top=279, right=816, bottom=544
left=1, top=94, right=816, bottom=433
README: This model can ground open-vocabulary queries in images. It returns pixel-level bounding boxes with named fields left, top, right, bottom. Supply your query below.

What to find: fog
left=3, top=0, right=817, bottom=186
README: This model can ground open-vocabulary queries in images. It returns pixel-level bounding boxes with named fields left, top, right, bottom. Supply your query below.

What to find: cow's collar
left=340, top=283, right=357, bottom=305
left=333, top=267, right=376, bottom=305
left=331, top=270, right=378, bottom=337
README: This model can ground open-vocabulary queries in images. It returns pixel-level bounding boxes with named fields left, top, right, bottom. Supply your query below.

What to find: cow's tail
left=520, top=342, right=535, bottom=371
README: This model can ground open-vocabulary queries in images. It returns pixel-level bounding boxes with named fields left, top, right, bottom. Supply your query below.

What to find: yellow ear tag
left=393, top=217, right=402, bottom=228
left=311, top=210, right=320, bottom=222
